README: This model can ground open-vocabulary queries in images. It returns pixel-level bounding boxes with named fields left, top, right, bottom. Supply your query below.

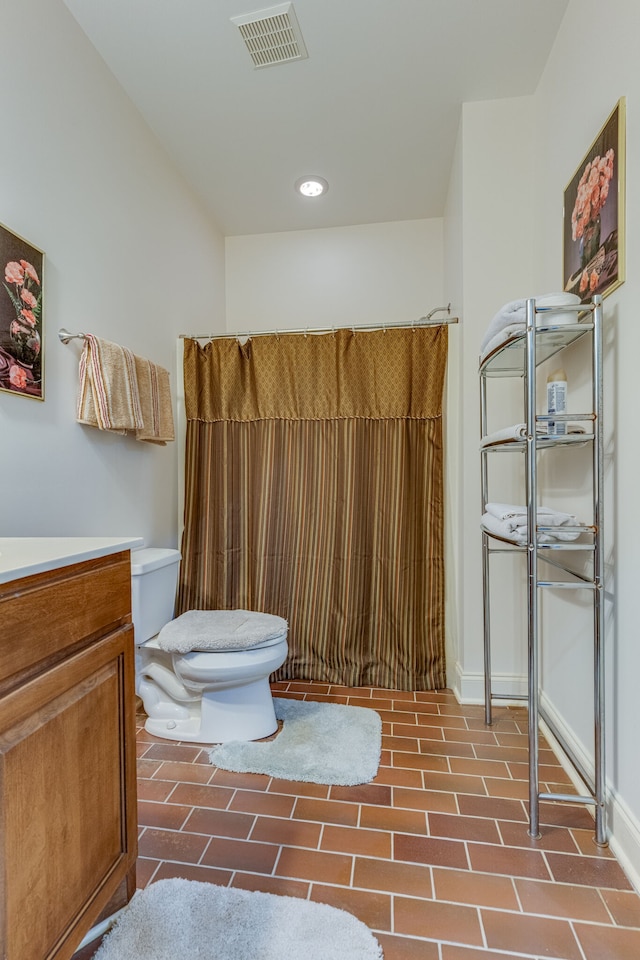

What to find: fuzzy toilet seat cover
left=157, top=609, right=288, bottom=654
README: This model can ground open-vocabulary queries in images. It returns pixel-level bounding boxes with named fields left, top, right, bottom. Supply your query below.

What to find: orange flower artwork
left=563, top=99, right=625, bottom=302
left=0, top=224, right=44, bottom=400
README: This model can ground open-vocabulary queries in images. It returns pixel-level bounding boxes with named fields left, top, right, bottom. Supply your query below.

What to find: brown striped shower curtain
left=177, top=326, right=447, bottom=690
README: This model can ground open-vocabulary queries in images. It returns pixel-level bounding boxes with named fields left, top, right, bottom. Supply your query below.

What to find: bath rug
left=94, top=878, right=384, bottom=960
left=209, top=697, right=382, bottom=785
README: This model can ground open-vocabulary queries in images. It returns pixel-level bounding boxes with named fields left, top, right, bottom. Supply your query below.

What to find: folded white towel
left=157, top=609, right=288, bottom=654
left=480, top=322, right=527, bottom=361
left=480, top=293, right=584, bottom=359
left=513, top=523, right=580, bottom=542
left=485, top=502, right=578, bottom=524
left=480, top=300, right=527, bottom=353
left=483, top=503, right=581, bottom=543
left=481, top=423, right=589, bottom=445
left=481, top=512, right=528, bottom=544
left=481, top=512, right=581, bottom=545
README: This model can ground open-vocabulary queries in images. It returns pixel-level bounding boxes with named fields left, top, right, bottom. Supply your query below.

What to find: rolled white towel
left=480, top=423, right=546, bottom=447
left=480, top=300, right=527, bottom=353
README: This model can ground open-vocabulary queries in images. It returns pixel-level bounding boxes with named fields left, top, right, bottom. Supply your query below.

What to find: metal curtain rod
left=179, top=304, right=458, bottom=341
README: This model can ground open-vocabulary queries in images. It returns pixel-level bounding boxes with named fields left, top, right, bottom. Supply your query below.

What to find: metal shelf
left=480, top=318, right=593, bottom=377
left=479, top=295, right=606, bottom=845
left=481, top=527, right=595, bottom=550
left=482, top=432, right=594, bottom=453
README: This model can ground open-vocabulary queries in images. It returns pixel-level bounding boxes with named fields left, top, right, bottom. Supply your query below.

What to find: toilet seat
left=173, top=633, right=288, bottom=692
left=141, top=631, right=286, bottom=655
left=156, top=609, right=288, bottom=654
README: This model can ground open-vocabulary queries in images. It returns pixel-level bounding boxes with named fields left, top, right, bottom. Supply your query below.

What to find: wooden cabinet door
left=0, top=625, right=137, bottom=960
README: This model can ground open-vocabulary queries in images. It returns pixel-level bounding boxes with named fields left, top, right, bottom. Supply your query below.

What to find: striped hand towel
left=133, top=355, right=175, bottom=444
left=76, top=334, right=144, bottom=433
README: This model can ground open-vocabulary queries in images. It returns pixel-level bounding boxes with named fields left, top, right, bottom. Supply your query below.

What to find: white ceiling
left=61, top=0, right=568, bottom=237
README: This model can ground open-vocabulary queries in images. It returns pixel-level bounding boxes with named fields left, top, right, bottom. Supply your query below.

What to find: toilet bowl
left=131, top=548, right=288, bottom=743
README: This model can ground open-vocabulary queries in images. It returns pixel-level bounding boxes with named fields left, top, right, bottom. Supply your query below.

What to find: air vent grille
left=231, top=3, right=308, bottom=68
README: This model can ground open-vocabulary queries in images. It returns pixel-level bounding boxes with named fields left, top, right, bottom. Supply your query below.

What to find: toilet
left=130, top=547, right=288, bottom=743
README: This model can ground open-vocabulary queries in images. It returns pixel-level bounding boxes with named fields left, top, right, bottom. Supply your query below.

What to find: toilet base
left=144, top=676, right=279, bottom=744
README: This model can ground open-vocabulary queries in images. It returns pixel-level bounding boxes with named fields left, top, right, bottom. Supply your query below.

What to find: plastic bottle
left=547, top=368, right=567, bottom=435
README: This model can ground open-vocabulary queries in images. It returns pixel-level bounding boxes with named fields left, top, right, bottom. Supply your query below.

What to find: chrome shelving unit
left=479, top=294, right=606, bottom=844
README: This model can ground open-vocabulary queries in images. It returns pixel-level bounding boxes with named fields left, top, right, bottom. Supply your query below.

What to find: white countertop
left=0, top=537, right=145, bottom=584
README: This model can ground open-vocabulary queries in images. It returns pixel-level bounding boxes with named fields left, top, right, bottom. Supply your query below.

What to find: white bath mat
left=209, top=697, right=382, bottom=785
left=94, top=878, right=384, bottom=960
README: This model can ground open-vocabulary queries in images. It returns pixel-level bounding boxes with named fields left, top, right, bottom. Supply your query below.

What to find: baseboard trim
left=539, top=693, right=640, bottom=894
left=607, top=792, right=640, bottom=895
left=452, top=667, right=640, bottom=893
left=451, top=662, right=527, bottom=706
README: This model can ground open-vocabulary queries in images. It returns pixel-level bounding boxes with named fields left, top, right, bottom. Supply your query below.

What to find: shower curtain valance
left=183, top=326, right=447, bottom=422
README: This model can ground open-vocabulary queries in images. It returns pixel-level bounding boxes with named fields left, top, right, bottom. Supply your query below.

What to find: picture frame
left=0, top=222, right=44, bottom=400
left=563, top=98, right=625, bottom=302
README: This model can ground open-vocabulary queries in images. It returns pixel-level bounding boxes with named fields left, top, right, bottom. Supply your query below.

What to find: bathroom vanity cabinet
left=0, top=540, right=141, bottom=960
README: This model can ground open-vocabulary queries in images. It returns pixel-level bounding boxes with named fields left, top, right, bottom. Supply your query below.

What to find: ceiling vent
left=231, top=3, right=308, bottom=69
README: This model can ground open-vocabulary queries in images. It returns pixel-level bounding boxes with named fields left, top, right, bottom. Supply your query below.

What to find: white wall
left=449, top=0, right=640, bottom=886
left=443, top=119, right=464, bottom=688
left=530, top=0, right=640, bottom=883
left=225, top=219, right=443, bottom=332
left=446, top=95, right=535, bottom=702
left=0, top=0, right=226, bottom=548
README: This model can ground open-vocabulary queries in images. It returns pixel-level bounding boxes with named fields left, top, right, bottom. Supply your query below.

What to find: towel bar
left=58, top=328, right=86, bottom=344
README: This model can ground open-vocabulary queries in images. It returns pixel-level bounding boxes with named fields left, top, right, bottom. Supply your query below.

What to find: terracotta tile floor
left=86, top=681, right=640, bottom=959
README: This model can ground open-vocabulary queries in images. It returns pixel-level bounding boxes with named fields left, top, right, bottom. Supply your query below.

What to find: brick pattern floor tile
left=77, top=681, right=640, bottom=960
left=481, top=908, right=583, bottom=959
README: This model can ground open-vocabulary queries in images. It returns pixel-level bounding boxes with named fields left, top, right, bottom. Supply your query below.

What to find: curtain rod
left=179, top=305, right=459, bottom=340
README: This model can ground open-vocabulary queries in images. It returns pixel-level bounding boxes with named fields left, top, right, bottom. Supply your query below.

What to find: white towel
left=481, top=512, right=528, bottom=544
left=481, top=423, right=588, bottom=446
left=480, top=322, right=527, bottom=362
left=481, top=512, right=581, bottom=545
left=485, top=502, right=578, bottom=524
left=480, top=293, right=584, bottom=359
left=480, top=423, right=546, bottom=447
left=483, top=503, right=581, bottom=543
left=480, top=300, right=527, bottom=353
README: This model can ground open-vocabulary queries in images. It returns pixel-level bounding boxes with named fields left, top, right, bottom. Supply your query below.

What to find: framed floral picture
left=0, top=222, right=44, bottom=400
left=563, top=98, right=626, bottom=302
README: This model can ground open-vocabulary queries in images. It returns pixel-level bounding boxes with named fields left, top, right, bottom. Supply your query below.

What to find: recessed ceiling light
left=295, top=176, right=328, bottom=198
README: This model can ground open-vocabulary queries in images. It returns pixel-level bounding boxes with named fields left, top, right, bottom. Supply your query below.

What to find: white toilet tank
left=131, top=547, right=181, bottom=643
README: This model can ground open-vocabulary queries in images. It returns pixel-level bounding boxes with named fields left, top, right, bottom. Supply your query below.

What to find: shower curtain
left=177, top=325, right=448, bottom=690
